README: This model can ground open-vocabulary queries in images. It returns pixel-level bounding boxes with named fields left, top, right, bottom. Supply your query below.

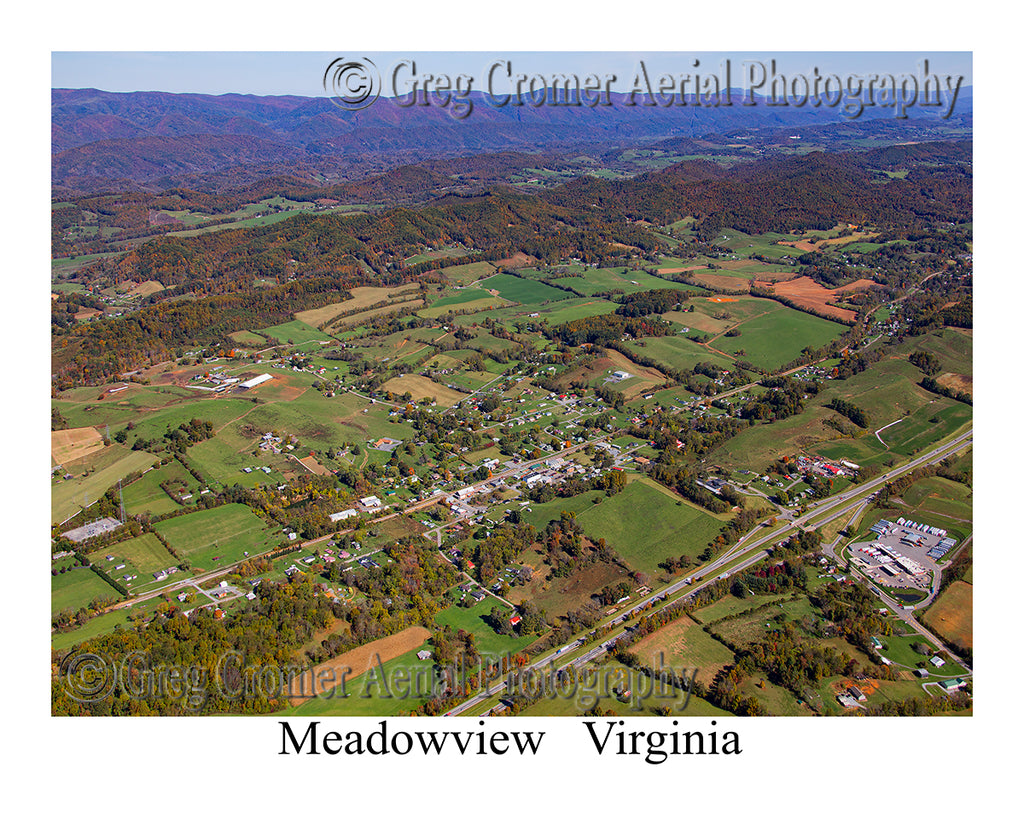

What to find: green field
left=434, top=598, right=537, bottom=658
left=481, top=273, right=571, bottom=305
left=624, top=334, right=736, bottom=373
left=280, top=644, right=436, bottom=717
left=439, top=261, right=497, bottom=285
left=52, top=568, right=119, bottom=615
left=53, top=448, right=160, bottom=524
left=572, top=479, right=727, bottom=575
left=552, top=267, right=700, bottom=297
left=90, top=533, right=179, bottom=580
left=258, top=320, right=335, bottom=346
left=419, top=296, right=508, bottom=319
left=708, top=306, right=847, bottom=370
left=121, top=460, right=202, bottom=516
left=154, top=504, right=277, bottom=570
left=52, top=608, right=132, bottom=653
left=519, top=660, right=730, bottom=717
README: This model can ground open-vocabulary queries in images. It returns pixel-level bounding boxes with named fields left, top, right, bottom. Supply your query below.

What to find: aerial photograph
left=49, top=49, right=974, bottom=725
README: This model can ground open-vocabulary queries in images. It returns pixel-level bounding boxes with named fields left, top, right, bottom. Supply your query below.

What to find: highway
left=444, top=425, right=972, bottom=715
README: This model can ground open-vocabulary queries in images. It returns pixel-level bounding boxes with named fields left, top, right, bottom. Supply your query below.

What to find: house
left=509, top=615, right=522, bottom=627
left=416, top=650, right=432, bottom=661
left=929, top=656, right=946, bottom=668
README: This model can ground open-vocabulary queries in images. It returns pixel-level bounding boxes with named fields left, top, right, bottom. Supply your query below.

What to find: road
left=102, top=432, right=612, bottom=612
left=444, top=425, right=972, bottom=715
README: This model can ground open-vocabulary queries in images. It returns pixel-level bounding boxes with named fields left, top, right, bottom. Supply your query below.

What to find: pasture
left=627, top=614, right=736, bottom=687
left=52, top=568, right=118, bottom=615
left=434, top=599, right=536, bottom=658
left=708, top=305, right=847, bottom=370
left=52, top=426, right=105, bottom=466
left=921, top=581, right=973, bottom=650
left=90, top=533, right=179, bottom=583
left=53, top=448, right=159, bottom=524
left=480, top=273, right=571, bottom=305
left=552, top=267, right=698, bottom=297
left=439, top=261, right=497, bottom=285
left=380, top=374, right=466, bottom=407
left=257, top=320, right=335, bottom=346
left=154, top=504, right=277, bottom=570
left=293, top=284, right=422, bottom=328
left=624, top=335, right=735, bottom=373
left=121, top=460, right=203, bottom=516
left=574, top=478, right=727, bottom=574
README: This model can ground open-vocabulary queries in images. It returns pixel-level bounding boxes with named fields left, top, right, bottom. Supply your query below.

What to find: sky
left=51, top=51, right=973, bottom=98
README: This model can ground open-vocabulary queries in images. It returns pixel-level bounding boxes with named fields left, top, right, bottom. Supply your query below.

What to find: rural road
left=444, top=425, right=973, bottom=715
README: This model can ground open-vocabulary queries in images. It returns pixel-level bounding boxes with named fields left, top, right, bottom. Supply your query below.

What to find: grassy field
left=572, top=478, right=727, bottom=574
left=624, top=334, right=735, bottom=373
left=530, top=297, right=619, bottom=325
left=154, top=504, right=277, bottom=570
left=921, top=580, right=973, bottom=649
left=708, top=305, right=847, bottom=370
left=510, top=550, right=631, bottom=618
left=709, top=596, right=818, bottom=648
left=52, top=568, right=119, bottom=615
left=294, top=284, right=421, bottom=328
left=419, top=295, right=509, bottom=319
left=90, top=533, right=179, bottom=577
left=52, top=609, right=132, bottom=653
left=282, top=643, right=436, bottom=717
left=627, top=614, right=736, bottom=687
left=518, top=659, right=730, bottom=717
left=551, top=267, right=698, bottom=297
left=691, top=590, right=794, bottom=624
left=257, top=320, right=335, bottom=346
left=380, top=374, right=466, bottom=407
left=439, top=261, right=497, bottom=285
left=434, top=598, right=536, bottom=658
left=481, top=273, right=571, bottom=305
left=738, top=676, right=813, bottom=715
left=227, top=330, right=269, bottom=346
left=120, top=460, right=202, bottom=516
left=53, top=448, right=159, bottom=524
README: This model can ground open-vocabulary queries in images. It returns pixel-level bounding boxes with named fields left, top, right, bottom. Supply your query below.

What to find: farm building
left=239, top=373, right=273, bottom=390
left=329, top=509, right=358, bottom=523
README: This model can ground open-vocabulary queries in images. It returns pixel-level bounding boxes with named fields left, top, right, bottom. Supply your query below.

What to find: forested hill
left=52, top=146, right=971, bottom=388
left=52, top=86, right=972, bottom=192
left=542, top=146, right=972, bottom=234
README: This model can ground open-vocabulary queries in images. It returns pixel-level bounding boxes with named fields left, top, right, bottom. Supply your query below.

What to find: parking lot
left=848, top=517, right=957, bottom=595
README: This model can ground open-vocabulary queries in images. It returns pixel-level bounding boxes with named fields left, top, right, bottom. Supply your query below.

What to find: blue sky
left=52, top=52, right=972, bottom=97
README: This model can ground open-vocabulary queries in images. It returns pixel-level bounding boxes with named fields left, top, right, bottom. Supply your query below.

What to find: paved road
left=444, top=426, right=972, bottom=715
